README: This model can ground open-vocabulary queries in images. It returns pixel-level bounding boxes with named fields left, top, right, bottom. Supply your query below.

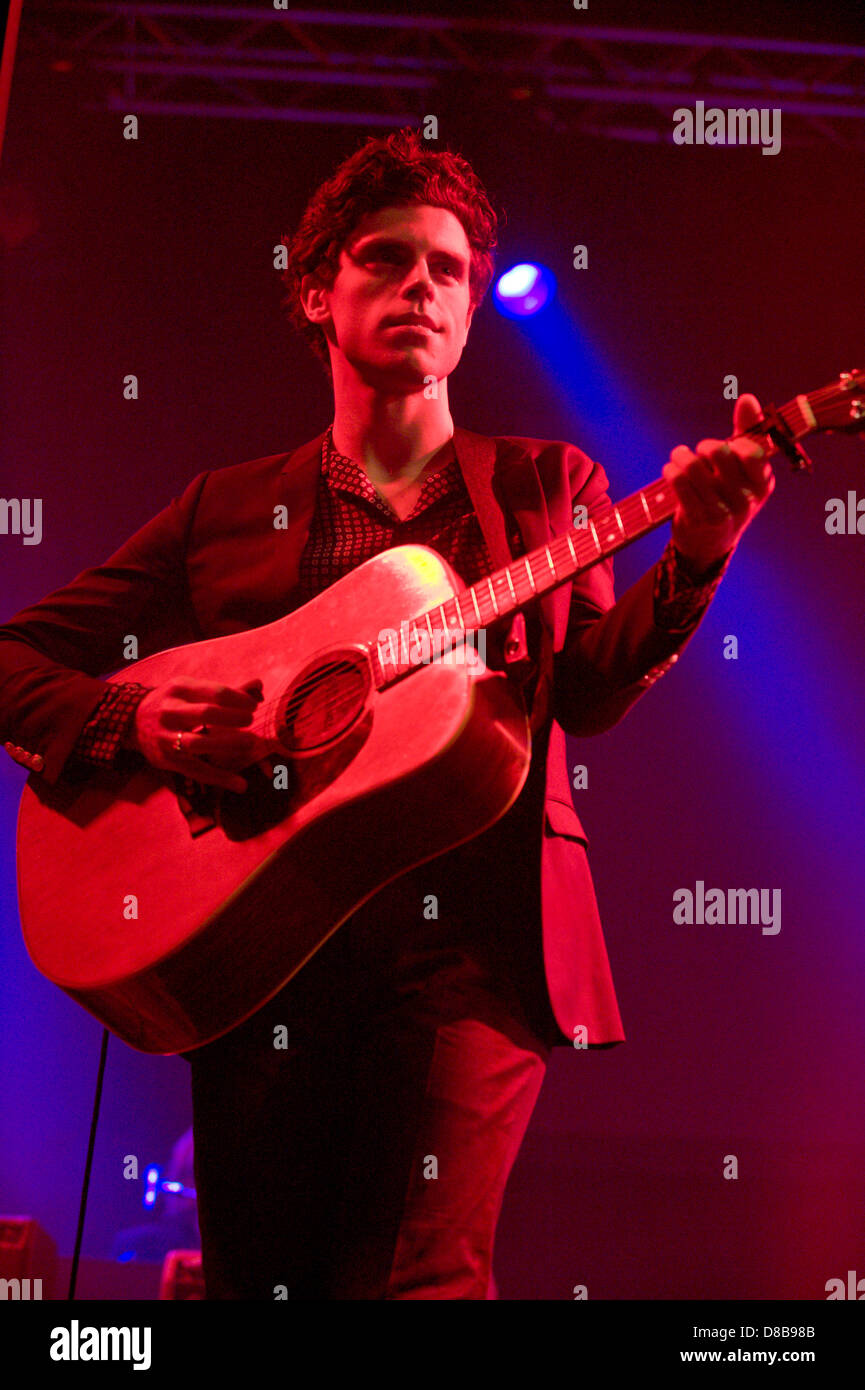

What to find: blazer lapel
left=276, top=429, right=328, bottom=596
left=452, top=426, right=559, bottom=645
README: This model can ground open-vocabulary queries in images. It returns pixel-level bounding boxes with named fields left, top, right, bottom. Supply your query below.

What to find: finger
left=733, top=393, right=762, bottom=433
left=161, top=702, right=260, bottom=731
left=174, top=728, right=259, bottom=758
left=667, top=444, right=696, bottom=469
left=664, top=445, right=707, bottom=490
left=695, top=442, right=767, bottom=511
left=168, top=680, right=263, bottom=709
left=700, top=437, right=775, bottom=505
left=672, top=446, right=736, bottom=514
left=695, top=442, right=758, bottom=503
left=668, top=469, right=732, bottom=521
left=167, top=727, right=274, bottom=769
left=724, top=441, right=774, bottom=492
left=694, top=437, right=730, bottom=463
left=165, top=756, right=247, bottom=793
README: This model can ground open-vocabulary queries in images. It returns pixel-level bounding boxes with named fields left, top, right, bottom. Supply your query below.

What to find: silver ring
left=174, top=732, right=183, bottom=753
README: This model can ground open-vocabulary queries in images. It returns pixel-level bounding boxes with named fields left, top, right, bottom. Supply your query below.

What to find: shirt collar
left=322, top=422, right=460, bottom=506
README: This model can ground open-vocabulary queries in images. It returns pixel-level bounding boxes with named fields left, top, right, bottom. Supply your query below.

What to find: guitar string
left=217, top=385, right=860, bottom=741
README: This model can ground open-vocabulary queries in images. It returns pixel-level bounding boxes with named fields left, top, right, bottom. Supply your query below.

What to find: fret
left=399, top=472, right=682, bottom=676
left=573, top=532, right=591, bottom=566
left=561, top=536, right=584, bottom=569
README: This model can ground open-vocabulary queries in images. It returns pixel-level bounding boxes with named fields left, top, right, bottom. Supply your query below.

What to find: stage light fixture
left=493, top=262, right=555, bottom=318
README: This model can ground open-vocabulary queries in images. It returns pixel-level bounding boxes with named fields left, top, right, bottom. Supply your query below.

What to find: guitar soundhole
left=277, top=649, right=371, bottom=753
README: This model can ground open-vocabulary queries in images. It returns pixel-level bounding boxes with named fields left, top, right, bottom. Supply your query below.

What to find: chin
left=358, top=357, right=429, bottom=390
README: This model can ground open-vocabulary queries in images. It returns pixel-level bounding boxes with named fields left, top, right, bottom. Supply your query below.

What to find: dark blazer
left=0, top=426, right=713, bottom=1044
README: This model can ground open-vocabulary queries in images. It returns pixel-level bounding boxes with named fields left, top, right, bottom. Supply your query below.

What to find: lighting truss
left=18, top=2, right=865, bottom=147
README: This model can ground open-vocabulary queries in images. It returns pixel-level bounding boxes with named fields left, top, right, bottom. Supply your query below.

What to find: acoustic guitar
left=14, top=371, right=865, bottom=1052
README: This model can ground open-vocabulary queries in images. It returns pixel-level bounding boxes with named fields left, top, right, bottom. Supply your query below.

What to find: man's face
left=301, top=204, right=476, bottom=388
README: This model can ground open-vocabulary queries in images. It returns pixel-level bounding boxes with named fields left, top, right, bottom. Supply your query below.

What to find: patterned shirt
left=69, top=426, right=731, bottom=767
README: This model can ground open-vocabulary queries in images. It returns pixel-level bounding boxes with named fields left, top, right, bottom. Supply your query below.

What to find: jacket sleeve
left=0, top=470, right=211, bottom=787
left=67, top=681, right=155, bottom=767
left=552, top=443, right=733, bottom=736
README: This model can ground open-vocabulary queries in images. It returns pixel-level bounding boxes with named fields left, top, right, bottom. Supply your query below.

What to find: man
left=0, top=128, right=773, bottom=1298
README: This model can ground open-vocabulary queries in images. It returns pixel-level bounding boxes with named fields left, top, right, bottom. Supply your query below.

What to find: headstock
left=745, top=369, right=865, bottom=473
left=806, top=369, right=865, bottom=435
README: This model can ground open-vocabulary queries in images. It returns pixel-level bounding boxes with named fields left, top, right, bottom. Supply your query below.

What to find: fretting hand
left=663, top=393, right=776, bottom=573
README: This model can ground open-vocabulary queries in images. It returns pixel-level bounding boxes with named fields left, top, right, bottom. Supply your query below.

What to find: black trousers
left=188, top=812, right=558, bottom=1300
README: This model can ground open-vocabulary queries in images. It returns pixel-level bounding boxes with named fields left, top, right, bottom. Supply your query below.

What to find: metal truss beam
left=19, top=2, right=865, bottom=147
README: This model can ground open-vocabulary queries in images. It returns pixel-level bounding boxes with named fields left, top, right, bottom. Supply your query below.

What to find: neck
left=330, top=370, right=455, bottom=484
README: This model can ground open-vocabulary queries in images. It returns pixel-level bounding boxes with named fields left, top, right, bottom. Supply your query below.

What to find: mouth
left=384, top=316, right=440, bottom=333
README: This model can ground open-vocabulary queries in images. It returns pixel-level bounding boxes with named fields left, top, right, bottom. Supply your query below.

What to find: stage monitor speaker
left=0, top=1215, right=57, bottom=1300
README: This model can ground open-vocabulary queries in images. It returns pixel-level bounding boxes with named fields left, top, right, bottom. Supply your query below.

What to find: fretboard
left=368, top=396, right=813, bottom=682
left=402, top=402, right=801, bottom=647
left=442, top=477, right=677, bottom=635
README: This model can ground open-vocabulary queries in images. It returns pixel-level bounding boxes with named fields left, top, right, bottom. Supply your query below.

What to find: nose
left=402, top=258, right=435, bottom=304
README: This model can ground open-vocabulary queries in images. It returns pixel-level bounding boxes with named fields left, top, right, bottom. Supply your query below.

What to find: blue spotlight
left=494, top=262, right=555, bottom=318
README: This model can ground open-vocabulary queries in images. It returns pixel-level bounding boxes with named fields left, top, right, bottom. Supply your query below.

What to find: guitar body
left=16, top=370, right=863, bottom=1054
left=16, top=545, right=531, bottom=1054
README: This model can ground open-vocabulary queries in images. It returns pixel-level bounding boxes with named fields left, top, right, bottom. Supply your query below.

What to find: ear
left=459, top=302, right=475, bottom=348
left=300, top=271, right=331, bottom=326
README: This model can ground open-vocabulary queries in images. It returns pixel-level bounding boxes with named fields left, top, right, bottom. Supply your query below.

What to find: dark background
left=1, top=0, right=864, bottom=1298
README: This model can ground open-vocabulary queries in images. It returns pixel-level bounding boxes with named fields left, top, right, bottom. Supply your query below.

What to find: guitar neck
left=442, top=474, right=676, bottom=636
left=389, top=361, right=865, bottom=658
left=426, top=409, right=799, bottom=639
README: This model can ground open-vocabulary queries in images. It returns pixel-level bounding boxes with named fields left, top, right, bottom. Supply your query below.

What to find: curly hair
left=279, top=127, right=500, bottom=378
